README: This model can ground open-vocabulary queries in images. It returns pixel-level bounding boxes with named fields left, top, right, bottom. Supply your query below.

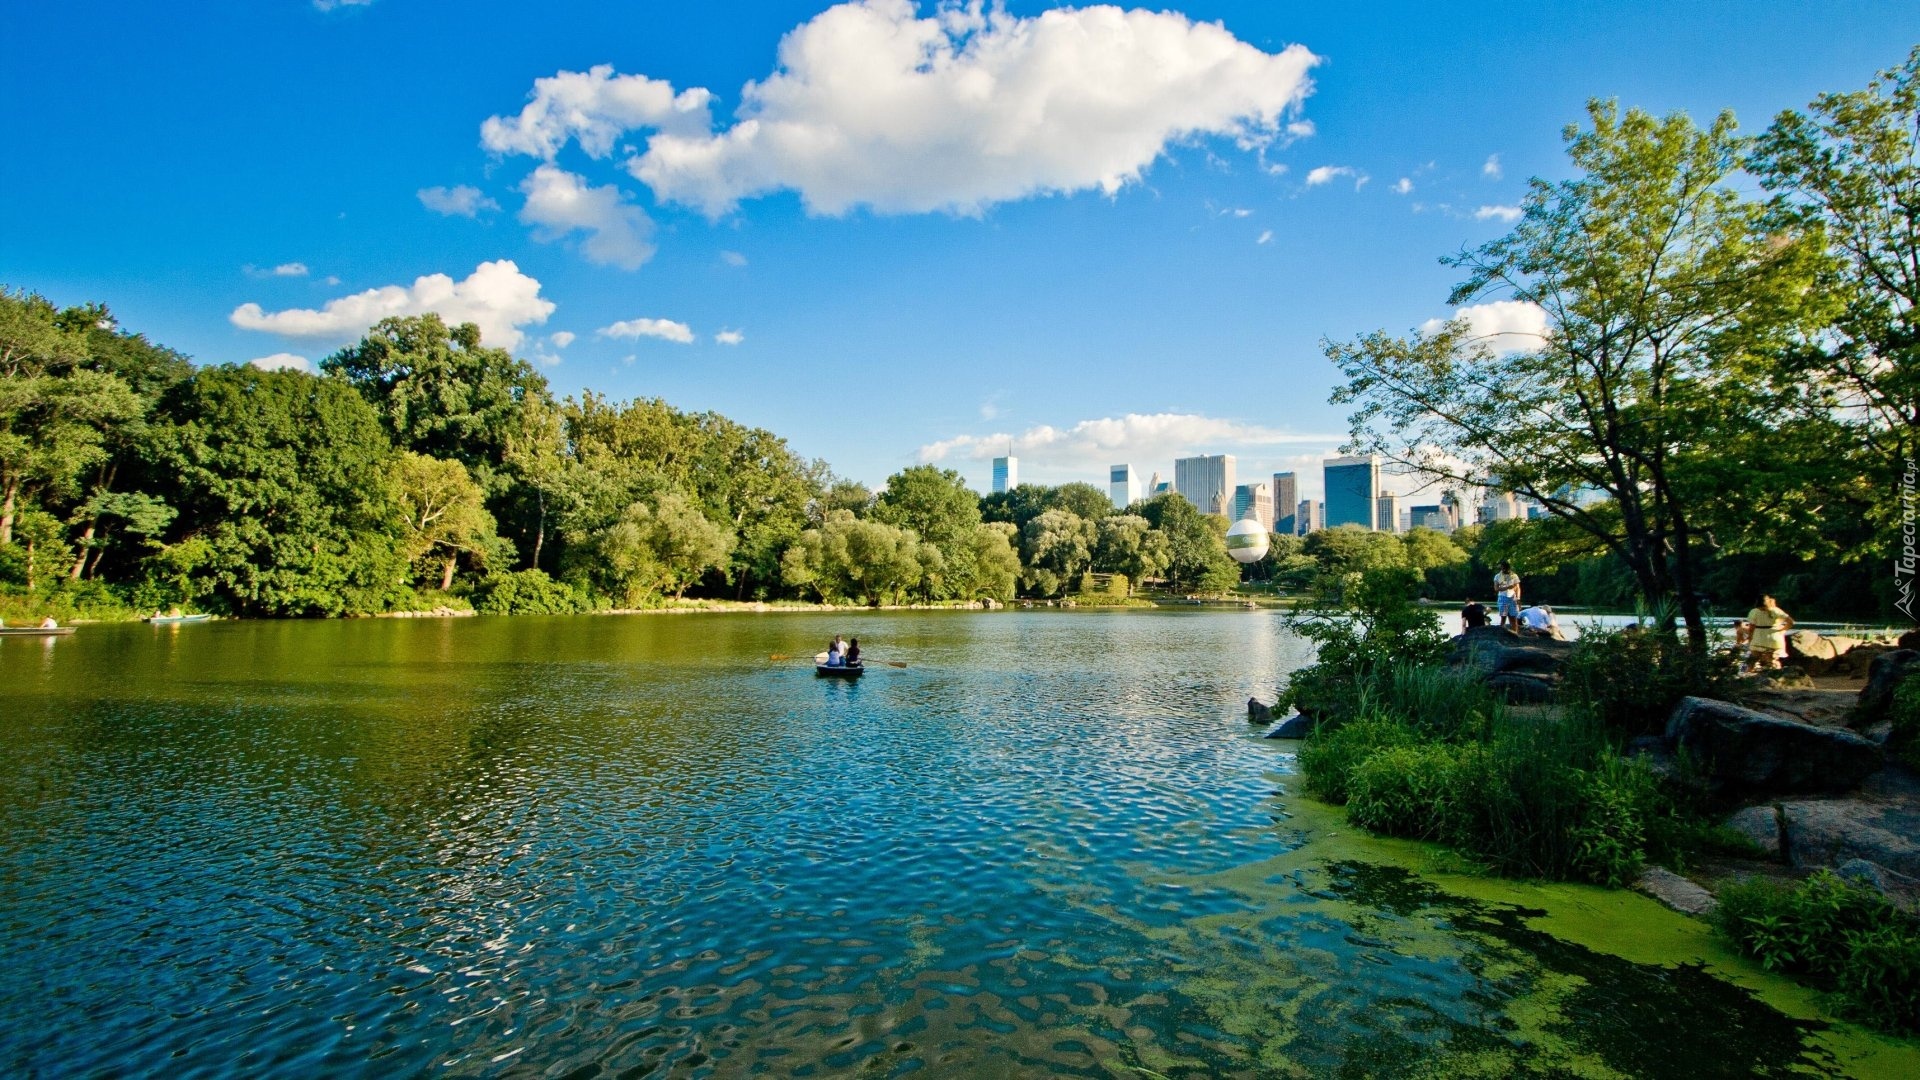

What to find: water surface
left=0, top=611, right=1908, bottom=1076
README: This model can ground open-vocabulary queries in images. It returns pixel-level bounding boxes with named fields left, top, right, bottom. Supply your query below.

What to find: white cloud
left=489, top=1, right=1319, bottom=216
left=518, top=164, right=656, bottom=270
left=917, top=412, right=1336, bottom=474
left=314, top=0, right=374, bottom=10
left=1286, top=119, right=1316, bottom=139
left=1391, top=177, right=1413, bottom=195
left=481, top=63, right=713, bottom=159
left=1256, top=229, right=1273, bottom=244
left=1483, top=153, right=1502, bottom=179
left=1473, top=204, right=1522, bottom=222
left=248, top=353, right=313, bottom=373
left=272, top=262, right=308, bottom=277
left=1420, top=300, right=1550, bottom=356
left=418, top=184, right=500, bottom=217
left=599, top=317, right=695, bottom=344
left=549, top=330, right=576, bottom=348
left=1304, top=164, right=1356, bottom=187
left=714, top=329, right=745, bottom=345
left=720, top=250, right=748, bottom=267
left=1220, top=207, right=1253, bottom=218
left=230, top=259, right=555, bottom=350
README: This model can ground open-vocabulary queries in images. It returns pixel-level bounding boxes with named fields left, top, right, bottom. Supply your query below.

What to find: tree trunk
left=86, top=545, right=107, bottom=579
left=0, top=481, right=16, bottom=547
left=441, top=553, right=458, bottom=591
left=69, top=521, right=97, bottom=580
left=1669, top=518, right=1708, bottom=651
left=530, top=489, right=546, bottom=571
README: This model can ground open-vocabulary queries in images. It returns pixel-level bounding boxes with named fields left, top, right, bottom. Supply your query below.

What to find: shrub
left=1565, top=753, right=1655, bottom=887
left=1297, top=712, right=1420, bottom=804
left=1369, top=662, right=1505, bottom=742
left=1889, top=678, right=1920, bottom=770
left=1717, top=870, right=1920, bottom=1034
left=1346, top=742, right=1466, bottom=840
left=1281, top=568, right=1448, bottom=722
left=473, top=569, right=586, bottom=615
left=1561, top=626, right=1739, bottom=737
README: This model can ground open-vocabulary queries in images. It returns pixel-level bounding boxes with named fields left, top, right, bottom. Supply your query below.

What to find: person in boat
left=825, top=635, right=847, bottom=667
left=844, top=638, right=861, bottom=667
left=1461, top=600, right=1489, bottom=630
left=167, top=605, right=183, bottom=618
left=40, top=615, right=58, bottom=628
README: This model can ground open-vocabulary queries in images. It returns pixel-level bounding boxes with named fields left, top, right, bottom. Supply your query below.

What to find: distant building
left=1232, top=482, right=1273, bottom=530
left=1175, top=454, right=1236, bottom=517
left=1324, top=455, right=1380, bottom=529
left=1297, top=499, right=1325, bottom=534
left=1479, top=490, right=1524, bottom=523
left=1271, top=471, right=1298, bottom=535
left=1409, top=504, right=1455, bottom=531
left=991, top=455, right=1018, bottom=494
left=1376, top=491, right=1401, bottom=534
left=1109, top=464, right=1139, bottom=510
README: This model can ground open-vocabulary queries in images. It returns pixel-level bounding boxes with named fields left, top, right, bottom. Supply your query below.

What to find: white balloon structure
left=1225, top=517, right=1270, bottom=565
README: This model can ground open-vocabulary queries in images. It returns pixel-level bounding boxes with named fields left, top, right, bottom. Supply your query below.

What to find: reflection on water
left=0, top=612, right=1896, bottom=1076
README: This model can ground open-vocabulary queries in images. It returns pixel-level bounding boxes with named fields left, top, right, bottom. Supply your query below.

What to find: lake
left=1, top=611, right=1912, bottom=1077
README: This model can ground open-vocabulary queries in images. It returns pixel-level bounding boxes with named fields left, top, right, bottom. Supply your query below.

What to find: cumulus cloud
left=1304, top=164, right=1358, bottom=187
left=714, top=329, right=745, bottom=345
left=1286, top=119, right=1316, bottom=139
left=1420, top=300, right=1550, bottom=356
left=917, top=412, right=1336, bottom=474
left=248, top=353, right=313, bottom=373
left=418, top=184, right=500, bottom=217
left=1473, top=204, right=1522, bottom=222
left=230, top=259, right=555, bottom=350
left=1391, top=177, right=1413, bottom=195
left=518, top=164, right=656, bottom=270
left=1483, top=153, right=1502, bottom=179
left=549, top=330, right=576, bottom=348
left=481, top=63, right=713, bottom=159
left=489, top=0, right=1319, bottom=217
left=599, top=317, right=695, bottom=344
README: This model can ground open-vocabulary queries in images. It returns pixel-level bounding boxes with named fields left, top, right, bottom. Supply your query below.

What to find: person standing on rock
left=1493, top=562, right=1522, bottom=630
left=1746, top=595, right=1794, bottom=670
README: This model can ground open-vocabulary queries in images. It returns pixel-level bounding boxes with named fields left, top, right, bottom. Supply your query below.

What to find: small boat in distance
left=0, top=626, right=76, bottom=637
left=148, top=613, right=213, bottom=624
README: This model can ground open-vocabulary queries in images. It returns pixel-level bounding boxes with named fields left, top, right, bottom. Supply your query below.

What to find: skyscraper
left=991, top=455, right=1018, bottom=494
left=1297, top=499, right=1325, bottom=534
left=1324, top=455, right=1380, bottom=529
left=1108, top=464, right=1139, bottom=510
left=1174, top=454, right=1236, bottom=517
left=1409, top=504, right=1454, bottom=531
left=1231, top=482, right=1273, bottom=530
left=1271, top=472, right=1298, bottom=536
left=1376, top=490, right=1401, bottom=534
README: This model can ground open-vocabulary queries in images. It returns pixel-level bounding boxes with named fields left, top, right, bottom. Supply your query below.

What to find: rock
left=1487, top=672, right=1556, bottom=704
left=1722, top=805, right=1783, bottom=857
left=1855, top=649, right=1920, bottom=724
left=1787, top=629, right=1839, bottom=675
left=1758, top=667, right=1815, bottom=691
left=1248, top=698, right=1274, bottom=724
left=981, top=598, right=1003, bottom=610
left=1835, top=859, right=1920, bottom=909
left=1666, top=696, right=1882, bottom=798
left=1868, top=721, right=1894, bottom=745
left=1265, top=713, right=1318, bottom=739
left=1837, top=642, right=1898, bottom=678
left=1446, top=625, right=1575, bottom=677
left=1779, top=798, right=1920, bottom=880
left=1901, top=628, right=1920, bottom=652
left=1634, top=867, right=1719, bottom=916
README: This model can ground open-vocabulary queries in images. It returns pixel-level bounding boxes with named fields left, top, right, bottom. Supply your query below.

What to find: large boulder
left=1855, top=649, right=1920, bottom=725
left=1778, top=798, right=1920, bottom=880
left=1265, top=713, right=1318, bottom=739
left=1446, top=625, right=1576, bottom=676
left=1666, top=696, right=1882, bottom=798
left=1786, top=630, right=1842, bottom=675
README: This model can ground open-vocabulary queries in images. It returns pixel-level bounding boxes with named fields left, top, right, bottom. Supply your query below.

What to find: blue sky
left=5, top=1, right=1916, bottom=499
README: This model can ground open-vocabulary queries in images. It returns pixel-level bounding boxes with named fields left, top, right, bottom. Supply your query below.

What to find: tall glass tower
left=991, top=455, right=1018, bottom=494
left=1323, top=455, right=1381, bottom=529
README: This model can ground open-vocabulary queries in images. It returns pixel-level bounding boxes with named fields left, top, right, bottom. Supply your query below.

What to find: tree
left=873, top=465, right=983, bottom=598
left=1326, top=102, right=1833, bottom=646
left=594, top=491, right=735, bottom=604
left=1138, top=492, right=1239, bottom=591
left=392, top=452, right=499, bottom=590
left=1093, top=514, right=1172, bottom=589
left=148, top=366, right=408, bottom=616
left=780, top=510, right=929, bottom=605
left=961, top=523, right=1020, bottom=601
left=1401, top=527, right=1470, bottom=575
left=978, top=484, right=1054, bottom=531
left=815, top=479, right=873, bottom=523
left=1046, top=482, right=1114, bottom=522
left=1751, top=47, right=1920, bottom=588
left=1021, top=509, right=1097, bottom=596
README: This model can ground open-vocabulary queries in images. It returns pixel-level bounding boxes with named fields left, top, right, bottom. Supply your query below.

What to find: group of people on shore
left=1459, top=563, right=1799, bottom=672
left=823, top=635, right=861, bottom=668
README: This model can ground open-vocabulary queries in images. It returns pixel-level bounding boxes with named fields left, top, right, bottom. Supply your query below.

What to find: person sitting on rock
left=1519, top=603, right=1559, bottom=638
left=1461, top=600, right=1489, bottom=629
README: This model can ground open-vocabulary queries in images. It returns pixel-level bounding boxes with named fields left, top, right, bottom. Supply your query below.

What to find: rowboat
left=148, top=614, right=213, bottom=624
left=815, top=662, right=864, bottom=679
left=0, top=626, right=76, bottom=637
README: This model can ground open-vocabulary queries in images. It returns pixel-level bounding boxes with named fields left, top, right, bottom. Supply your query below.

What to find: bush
left=472, top=569, right=586, bottom=615
left=1717, top=870, right=1920, bottom=1034
left=1565, top=753, right=1655, bottom=887
left=1281, top=568, right=1448, bottom=722
left=1889, top=679, right=1920, bottom=770
left=1297, top=712, right=1420, bottom=805
left=1347, top=742, right=1466, bottom=840
left=1561, top=626, right=1739, bottom=737
left=1368, top=662, right=1506, bottom=742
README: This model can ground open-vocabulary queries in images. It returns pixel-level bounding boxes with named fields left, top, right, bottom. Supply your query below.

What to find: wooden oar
left=768, top=652, right=908, bottom=668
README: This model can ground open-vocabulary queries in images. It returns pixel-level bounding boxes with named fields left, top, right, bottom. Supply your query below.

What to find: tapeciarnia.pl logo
left=1899, top=456, right=1917, bottom=621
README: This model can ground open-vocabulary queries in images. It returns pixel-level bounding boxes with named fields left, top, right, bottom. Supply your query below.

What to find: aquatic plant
left=1717, top=870, right=1920, bottom=1035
